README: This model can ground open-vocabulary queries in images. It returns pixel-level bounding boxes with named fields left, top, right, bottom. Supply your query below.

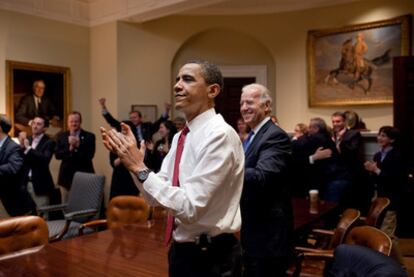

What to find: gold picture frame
left=6, top=60, right=71, bottom=137
left=308, top=15, right=411, bottom=107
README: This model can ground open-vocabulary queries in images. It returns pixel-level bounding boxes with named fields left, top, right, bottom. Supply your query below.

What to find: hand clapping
left=100, top=122, right=146, bottom=172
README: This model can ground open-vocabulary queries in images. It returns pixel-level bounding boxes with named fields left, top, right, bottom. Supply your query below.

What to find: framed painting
left=131, top=104, right=158, bottom=122
left=308, top=15, right=411, bottom=107
left=6, top=60, right=71, bottom=137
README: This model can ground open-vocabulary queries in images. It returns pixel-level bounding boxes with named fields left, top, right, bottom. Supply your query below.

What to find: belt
left=173, top=233, right=237, bottom=251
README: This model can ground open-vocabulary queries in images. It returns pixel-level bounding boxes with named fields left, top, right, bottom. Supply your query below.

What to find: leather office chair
left=290, top=209, right=361, bottom=277
left=360, top=197, right=390, bottom=228
left=38, top=172, right=105, bottom=241
left=297, top=208, right=361, bottom=251
left=291, top=226, right=393, bottom=277
left=344, top=225, right=392, bottom=256
left=79, top=196, right=150, bottom=234
left=0, top=216, right=48, bottom=255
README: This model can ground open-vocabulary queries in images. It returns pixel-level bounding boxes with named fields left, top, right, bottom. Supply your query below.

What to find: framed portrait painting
left=308, top=15, right=411, bottom=107
left=6, top=60, right=71, bottom=137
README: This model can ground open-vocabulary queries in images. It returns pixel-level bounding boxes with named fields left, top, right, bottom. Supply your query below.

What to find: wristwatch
left=136, top=168, right=151, bottom=183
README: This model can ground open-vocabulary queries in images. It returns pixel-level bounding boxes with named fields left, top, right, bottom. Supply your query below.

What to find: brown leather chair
left=344, top=226, right=392, bottom=256
left=297, top=208, right=361, bottom=251
left=361, top=197, right=390, bottom=228
left=290, top=209, right=361, bottom=277
left=0, top=216, right=49, bottom=255
left=291, top=226, right=392, bottom=276
left=79, top=196, right=150, bottom=234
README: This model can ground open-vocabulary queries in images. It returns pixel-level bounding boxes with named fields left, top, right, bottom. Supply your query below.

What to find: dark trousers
left=168, top=234, right=242, bottom=277
left=242, top=256, right=289, bottom=277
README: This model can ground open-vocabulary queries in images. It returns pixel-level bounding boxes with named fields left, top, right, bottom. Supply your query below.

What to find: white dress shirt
left=133, top=108, right=245, bottom=242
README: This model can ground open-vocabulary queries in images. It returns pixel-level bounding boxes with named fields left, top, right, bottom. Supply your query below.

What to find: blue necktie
left=243, top=131, right=254, bottom=152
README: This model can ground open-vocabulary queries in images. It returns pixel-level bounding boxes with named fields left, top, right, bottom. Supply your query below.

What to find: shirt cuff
left=309, top=155, right=315, bottom=164
left=101, top=108, right=108, bottom=115
left=24, top=146, right=32, bottom=155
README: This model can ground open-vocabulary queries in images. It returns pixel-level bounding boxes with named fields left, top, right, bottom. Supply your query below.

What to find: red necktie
left=164, top=126, right=190, bottom=245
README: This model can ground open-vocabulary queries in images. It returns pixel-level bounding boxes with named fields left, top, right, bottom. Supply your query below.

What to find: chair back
left=107, top=196, right=150, bottom=229
left=344, top=226, right=392, bottom=256
left=0, top=216, right=48, bottom=255
left=329, top=208, right=360, bottom=249
left=365, top=197, right=390, bottom=228
left=66, top=172, right=105, bottom=223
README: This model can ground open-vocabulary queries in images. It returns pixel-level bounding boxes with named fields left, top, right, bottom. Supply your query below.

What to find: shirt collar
left=252, top=116, right=271, bottom=135
left=187, top=108, right=216, bottom=133
left=32, top=133, right=45, bottom=142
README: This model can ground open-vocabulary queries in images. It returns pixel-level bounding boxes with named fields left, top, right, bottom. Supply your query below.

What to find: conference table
left=0, top=198, right=338, bottom=276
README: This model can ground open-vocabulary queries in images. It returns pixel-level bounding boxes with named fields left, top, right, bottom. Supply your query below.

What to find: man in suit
left=0, top=115, right=36, bottom=216
left=55, top=111, right=95, bottom=202
left=98, top=98, right=170, bottom=143
left=15, top=79, right=59, bottom=127
left=332, top=111, right=371, bottom=211
left=292, top=118, right=350, bottom=202
left=18, top=116, right=56, bottom=207
left=240, top=83, right=293, bottom=276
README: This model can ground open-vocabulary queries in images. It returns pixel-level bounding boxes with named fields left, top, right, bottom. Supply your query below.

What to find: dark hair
left=0, top=115, right=12, bottom=134
left=310, top=117, right=330, bottom=135
left=68, top=111, right=82, bottom=123
left=332, top=111, right=346, bottom=120
left=34, top=115, right=49, bottom=128
left=129, top=110, right=142, bottom=118
left=160, top=120, right=177, bottom=144
left=185, top=60, right=223, bottom=91
left=378, top=126, right=400, bottom=145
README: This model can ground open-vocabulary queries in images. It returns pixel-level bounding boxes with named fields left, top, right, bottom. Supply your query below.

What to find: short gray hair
left=241, top=83, right=273, bottom=114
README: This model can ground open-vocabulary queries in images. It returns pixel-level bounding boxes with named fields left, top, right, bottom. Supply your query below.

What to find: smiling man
left=101, top=60, right=244, bottom=277
left=240, top=83, right=293, bottom=277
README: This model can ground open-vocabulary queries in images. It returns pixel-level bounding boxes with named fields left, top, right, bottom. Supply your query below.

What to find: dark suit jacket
left=292, top=132, right=349, bottom=193
left=109, top=152, right=139, bottom=199
left=241, top=120, right=294, bottom=258
left=103, top=111, right=166, bottom=142
left=371, top=148, right=406, bottom=210
left=0, top=136, right=36, bottom=215
left=21, top=135, right=56, bottom=195
left=55, top=129, right=95, bottom=189
left=338, top=129, right=364, bottom=171
left=338, top=129, right=372, bottom=212
left=15, top=94, right=57, bottom=125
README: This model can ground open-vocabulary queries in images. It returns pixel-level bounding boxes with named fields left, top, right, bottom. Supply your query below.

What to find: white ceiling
left=0, top=0, right=363, bottom=27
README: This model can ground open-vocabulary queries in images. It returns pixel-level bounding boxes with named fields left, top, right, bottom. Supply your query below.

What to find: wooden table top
left=292, top=198, right=339, bottom=232
left=0, top=198, right=338, bottom=276
left=0, top=224, right=168, bottom=277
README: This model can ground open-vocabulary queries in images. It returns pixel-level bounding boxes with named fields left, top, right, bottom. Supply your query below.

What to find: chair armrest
left=303, top=250, right=334, bottom=259
left=64, top=209, right=98, bottom=221
left=291, top=249, right=334, bottom=277
left=79, top=219, right=107, bottom=235
left=312, top=228, right=335, bottom=236
left=295, top=246, right=334, bottom=254
left=37, top=204, right=67, bottom=214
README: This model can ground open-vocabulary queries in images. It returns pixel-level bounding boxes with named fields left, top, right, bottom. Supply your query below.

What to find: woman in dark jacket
left=146, top=120, right=177, bottom=173
left=109, top=121, right=140, bottom=199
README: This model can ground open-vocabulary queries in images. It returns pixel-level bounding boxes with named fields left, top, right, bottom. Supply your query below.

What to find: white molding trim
left=219, top=65, right=267, bottom=86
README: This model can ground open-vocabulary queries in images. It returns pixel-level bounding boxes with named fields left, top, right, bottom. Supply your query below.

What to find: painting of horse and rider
left=308, top=15, right=411, bottom=106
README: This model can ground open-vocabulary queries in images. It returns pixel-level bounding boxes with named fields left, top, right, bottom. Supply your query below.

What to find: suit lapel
left=245, top=120, right=272, bottom=158
left=0, top=137, right=10, bottom=161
